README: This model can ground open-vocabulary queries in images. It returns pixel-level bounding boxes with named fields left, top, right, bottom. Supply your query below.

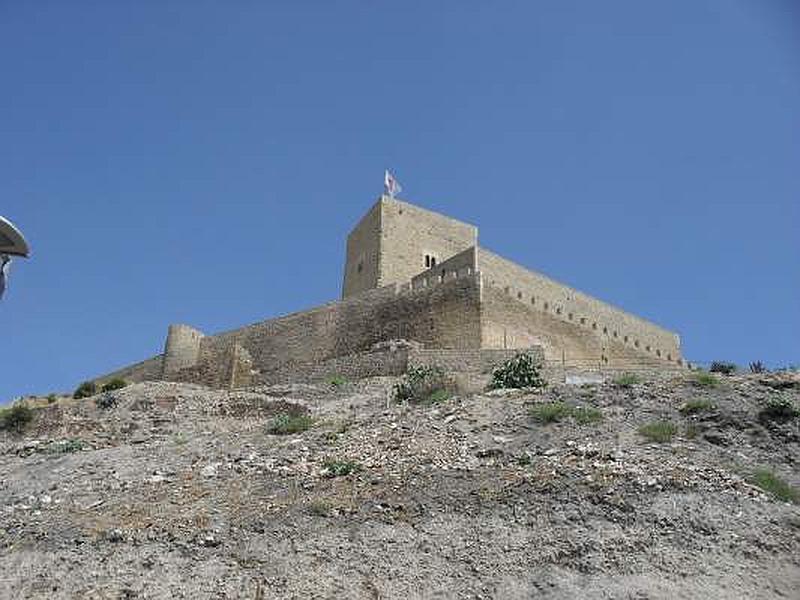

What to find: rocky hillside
left=1, top=372, right=799, bottom=599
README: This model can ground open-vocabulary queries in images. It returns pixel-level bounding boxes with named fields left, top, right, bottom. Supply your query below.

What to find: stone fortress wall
left=92, top=195, right=684, bottom=389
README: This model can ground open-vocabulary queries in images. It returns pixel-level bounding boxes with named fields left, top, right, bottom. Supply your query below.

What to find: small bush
left=530, top=402, right=571, bottom=423
left=759, top=396, right=799, bottom=422
left=679, top=399, right=715, bottom=415
left=42, top=439, right=86, bottom=454
left=709, top=361, right=737, bottom=375
left=266, top=413, right=314, bottom=435
left=95, top=393, right=118, bottom=410
left=530, top=402, right=603, bottom=425
left=73, top=381, right=97, bottom=399
left=323, top=459, right=361, bottom=478
left=638, top=421, right=678, bottom=443
left=489, top=352, right=546, bottom=390
left=101, top=378, right=127, bottom=393
left=46, top=394, right=57, bottom=404
left=612, top=373, right=640, bottom=388
left=572, top=406, right=603, bottom=425
left=394, top=365, right=452, bottom=404
left=0, top=403, right=33, bottom=432
left=685, top=424, right=699, bottom=440
left=751, top=469, right=799, bottom=503
left=690, top=372, right=719, bottom=388
left=749, top=361, right=767, bottom=374
left=328, top=375, right=348, bottom=388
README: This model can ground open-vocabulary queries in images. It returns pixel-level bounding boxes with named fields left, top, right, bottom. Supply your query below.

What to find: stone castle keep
left=94, top=196, right=684, bottom=388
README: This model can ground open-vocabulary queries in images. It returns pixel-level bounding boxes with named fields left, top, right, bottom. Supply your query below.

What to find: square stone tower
left=342, top=195, right=478, bottom=298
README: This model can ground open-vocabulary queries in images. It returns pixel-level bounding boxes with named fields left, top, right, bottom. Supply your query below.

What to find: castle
left=94, top=196, right=684, bottom=388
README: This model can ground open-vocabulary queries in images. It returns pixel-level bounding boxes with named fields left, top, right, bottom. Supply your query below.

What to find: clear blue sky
left=1, top=1, right=798, bottom=400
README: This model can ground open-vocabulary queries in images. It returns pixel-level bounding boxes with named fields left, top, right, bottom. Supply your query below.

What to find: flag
left=384, top=170, right=402, bottom=198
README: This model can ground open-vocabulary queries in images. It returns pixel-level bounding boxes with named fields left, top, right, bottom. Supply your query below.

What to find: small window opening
left=357, top=261, right=363, bottom=273
left=556, top=307, right=562, bottom=315
left=531, top=297, right=536, bottom=305
left=431, top=257, right=436, bottom=267
left=424, top=255, right=430, bottom=268
left=646, top=345, right=651, bottom=352
left=544, top=302, right=550, bottom=310
left=656, top=349, right=661, bottom=357
left=592, top=322, right=597, bottom=330
left=624, top=335, right=629, bottom=343
left=634, top=340, right=640, bottom=348
left=613, top=331, right=618, bottom=338
left=517, top=292, right=522, bottom=300
left=603, top=326, right=608, bottom=334
left=580, top=317, right=586, bottom=325
left=568, top=313, right=573, bottom=320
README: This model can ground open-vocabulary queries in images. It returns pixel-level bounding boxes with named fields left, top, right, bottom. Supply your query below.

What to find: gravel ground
left=1, top=372, right=798, bottom=599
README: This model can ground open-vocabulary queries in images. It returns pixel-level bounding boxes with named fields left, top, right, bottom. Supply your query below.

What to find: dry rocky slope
left=1, top=372, right=799, bottom=599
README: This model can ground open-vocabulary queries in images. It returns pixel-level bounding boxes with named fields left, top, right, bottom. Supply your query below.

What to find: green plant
left=328, top=375, right=347, bottom=388
left=394, top=365, right=452, bottom=404
left=322, top=459, right=361, bottom=478
left=572, top=405, right=604, bottom=425
left=749, top=361, right=767, bottom=374
left=489, top=353, right=546, bottom=389
left=101, top=378, right=127, bottom=392
left=638, top=421, right=678, bottom=443
left=750, top=469, right=799, bottom=503
left=73, top=381, right=97, bottom=399
left=759, top=396, right=799, bottom=422
left=0, top=403, right=33, bottom=432
left=612, top=373, right=640, bottom=388
left=530, top=402, right=571, bottom=423
left=42, top=439, right=86, bottom=454
left=95, top=393, right=118, bottom=410
left=266, top=413, right=314, bottom=435
left=690, top=372, right=719, bottom=388
left=46, top=394, right=57, bottom=404
left=709, top=361, right=737, bottom=375
left=679, top=399, right=715, bottom=415
left=685, top=424, right=699, bottom=440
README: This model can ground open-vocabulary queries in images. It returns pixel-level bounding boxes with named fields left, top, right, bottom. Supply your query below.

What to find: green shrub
left=751, top=469, right=799, bottom=503
left=490, top=353, right=546, bottom=389
left=46, top=394, right=57, bottom=404
left=0, top=403, right=33, bottom=432
left=572, top=406, right=604, bottom=425
left=530, top=402, right=571, bottom=424
left=328, top=375, right=348, bottom=388
left=394, top=365, right=452, bottom=404
left=73, top=381, right=97, bottom=399
left=638, top=421, right=678, bottom=443
left=749, top=361, right=767, bottom=374
left=679, top=399, right=715, bottom=415
left=101, top=378, right=127, bottom=392
left=709, top=361, right=737, bottom=375
left=323, top=459, right=361, bottom=478
left=266, top=413, right=314, bottom=435
left=94, top=393, right=118, bottom=410
left=42, top=439, right=86, bottom=454
left=759, top=396, right=799, bottom=422
left=530, top=402, right=603, bottom=425
left=612, top=373, right=640, bottom=388
left=690, top=372, right=719, bottom=388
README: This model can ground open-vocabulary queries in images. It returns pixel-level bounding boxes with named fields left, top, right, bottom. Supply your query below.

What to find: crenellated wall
left=478, top=249, right=682, bottom=365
